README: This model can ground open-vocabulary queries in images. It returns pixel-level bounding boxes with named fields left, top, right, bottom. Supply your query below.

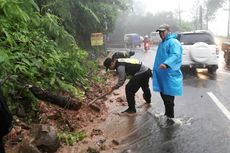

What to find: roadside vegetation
left=1, top=0, right=227, bottom=150
left=0, top=0, right=130, bottom=122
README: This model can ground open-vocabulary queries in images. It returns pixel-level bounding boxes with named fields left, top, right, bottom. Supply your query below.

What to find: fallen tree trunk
left=29, top=86, right=82, bottom=111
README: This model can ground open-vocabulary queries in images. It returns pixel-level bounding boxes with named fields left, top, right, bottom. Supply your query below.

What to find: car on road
left=124, top=33, right=142, bottom=48
left=150, top=31, right=161, bottom=44
left=221, top=41, right=230, bottom=65
left=177, top=30, right=219, bottom=73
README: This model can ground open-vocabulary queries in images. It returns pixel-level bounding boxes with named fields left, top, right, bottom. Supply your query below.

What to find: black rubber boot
left=121, top=108, right=136, bottom=114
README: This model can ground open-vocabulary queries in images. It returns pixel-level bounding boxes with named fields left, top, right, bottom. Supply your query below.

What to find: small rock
left=113, top=92, right=119, bottom=95
left=100, top=144, right=107, bottom=150
left=32, top=125, right=60, bottom=153
left=99, top=139, right=106, bottom=144
left=87, top=147, right=99, bottom=153
left=46, top=110, right=60, bottom=120
left=95, top=93, right=101, bottom=97
left=101, top=117, right=106, bottom=121
left=16, top=105, right=26, bottom=117
left=123, top=149, right=132, bottom=153
left=112, top=139, right=119, bottom=145
left=19, top=142, right=41, bottom=153
left=14, top=126, right=22, bottom=133
left=20, top=122, right=31, bottom=130
left=116, top=97, right=124, bottom=103
left=91, top=129, right=103, bottom=137
left=89, top=104, right=101, bottom=112
left=16, top=118, right=20, bottom=123
left=82, top=140, right=88, bottom=144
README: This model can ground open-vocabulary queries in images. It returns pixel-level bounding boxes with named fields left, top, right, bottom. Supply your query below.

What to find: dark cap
left=156, top=24, right=170, bottom=32
left=103, top=57, right=112, bottom=71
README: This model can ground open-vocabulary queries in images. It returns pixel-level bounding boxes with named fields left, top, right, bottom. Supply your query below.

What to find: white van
left=150, top=32, right=161, bottom=44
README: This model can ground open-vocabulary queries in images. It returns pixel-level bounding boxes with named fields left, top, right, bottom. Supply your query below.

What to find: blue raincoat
left=152, top=33, right=183, bottom=96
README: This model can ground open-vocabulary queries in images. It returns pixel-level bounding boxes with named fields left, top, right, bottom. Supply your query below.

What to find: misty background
left=108, top=0, right=229, bottom=46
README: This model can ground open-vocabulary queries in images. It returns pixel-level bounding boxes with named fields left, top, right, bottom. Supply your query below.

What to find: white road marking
left=217, top=70, right=230, bottom=76
left=207, top=92, right=230, bottom=120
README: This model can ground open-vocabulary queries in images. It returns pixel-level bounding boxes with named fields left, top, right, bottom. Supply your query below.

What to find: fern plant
left=0, top=0, right=99, bottom=121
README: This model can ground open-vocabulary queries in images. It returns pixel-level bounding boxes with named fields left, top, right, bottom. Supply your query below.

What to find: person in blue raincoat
left=153, top=24, right=183, bottom=119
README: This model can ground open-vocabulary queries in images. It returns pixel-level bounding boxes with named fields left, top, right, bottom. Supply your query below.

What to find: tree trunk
left=30, top=87, right=82, bottom=111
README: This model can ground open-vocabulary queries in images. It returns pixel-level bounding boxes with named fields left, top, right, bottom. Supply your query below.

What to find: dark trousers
left=125, top=69, right=152, bottom=110
left=0, top=137, right=5, bottom=153
left=160, top=92, right=175, bottom=118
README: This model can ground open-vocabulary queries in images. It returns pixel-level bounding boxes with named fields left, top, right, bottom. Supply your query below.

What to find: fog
left=108, top=0, right=228, bottom=45
left=133, top=0, right=227, bottom=35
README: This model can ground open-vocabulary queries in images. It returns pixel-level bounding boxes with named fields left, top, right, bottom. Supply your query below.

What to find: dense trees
left=205, top=0, right=225, bottom=29
left=109, top=11, right=194, bottom=45
left=0, top=0, right=131, bottom=120
left=3, top=0, right=225, bottom=121
left=191, top=0, right=225, bottom=30
left=35, top=0, right=132, bottom=48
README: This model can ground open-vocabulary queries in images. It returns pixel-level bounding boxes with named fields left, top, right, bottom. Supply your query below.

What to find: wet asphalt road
left=106, top=46, right=230, bottom=153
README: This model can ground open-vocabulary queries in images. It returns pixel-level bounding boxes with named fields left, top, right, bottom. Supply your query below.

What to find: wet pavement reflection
left=101, top=101, right=194, bottom=153
left=182, top=68, right=217, bottom=88
left=105, top=105, right=230, bottom=153
left=105, top=49, right=230, bottom=153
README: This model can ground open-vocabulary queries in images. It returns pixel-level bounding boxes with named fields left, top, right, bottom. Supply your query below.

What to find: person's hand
left=159, top=64, right=167, bottom=69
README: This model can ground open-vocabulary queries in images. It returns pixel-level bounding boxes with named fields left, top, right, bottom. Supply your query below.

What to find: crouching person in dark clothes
left=103, top=57, right=152, bottom=113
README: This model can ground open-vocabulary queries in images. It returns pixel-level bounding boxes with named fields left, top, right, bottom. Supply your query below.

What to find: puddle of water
left=154, top=113, right=193, bottom=129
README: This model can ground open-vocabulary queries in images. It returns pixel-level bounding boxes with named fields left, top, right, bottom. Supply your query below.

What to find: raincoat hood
left=164, top=33, right=177, bottom=41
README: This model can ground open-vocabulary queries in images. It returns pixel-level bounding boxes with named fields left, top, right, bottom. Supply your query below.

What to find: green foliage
left=35, top=0, right=132, bottom=49
left=57, top=130, right=87, bottom=146
left=0, top=0, right=100, bottom=120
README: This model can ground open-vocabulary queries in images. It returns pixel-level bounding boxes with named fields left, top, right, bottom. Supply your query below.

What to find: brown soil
left=55, top=69, right=130, bottom=153
left=4, top=56, right=146, bottom=153
left=54, top=70, right=146, bottom=153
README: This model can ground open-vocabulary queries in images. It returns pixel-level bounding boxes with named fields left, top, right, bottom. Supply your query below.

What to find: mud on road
left=57, top=59, right=149, bottom=153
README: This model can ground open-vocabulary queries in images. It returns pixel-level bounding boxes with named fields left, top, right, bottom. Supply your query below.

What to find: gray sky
left=134, top=0, right=228, bottom=36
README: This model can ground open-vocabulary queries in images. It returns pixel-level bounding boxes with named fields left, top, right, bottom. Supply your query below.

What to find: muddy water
left=100, top=104, right=191, bottom=153
left=100, top=50, right=230, bottom=153
left=103, top=101, right=230, bottom=153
